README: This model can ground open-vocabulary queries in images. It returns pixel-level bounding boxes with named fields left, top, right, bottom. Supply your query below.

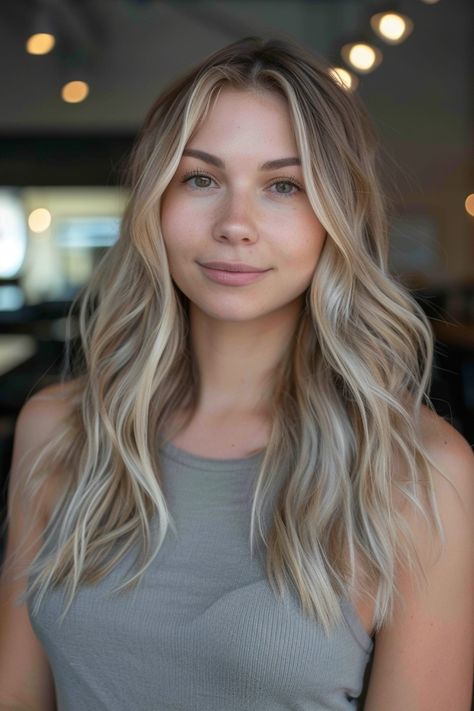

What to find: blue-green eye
left=270, top=179, right=301, bottom=196
left=182, top=170, right=216, bottom=189
left=181, top=170, right=302, bottom=197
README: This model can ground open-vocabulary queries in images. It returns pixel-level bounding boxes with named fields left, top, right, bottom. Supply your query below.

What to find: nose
left=211, top=187, right=258, bottom=244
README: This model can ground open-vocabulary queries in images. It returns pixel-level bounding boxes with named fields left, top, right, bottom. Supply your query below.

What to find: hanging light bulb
left=329, top=67, right=359, bottom=92
left=60, top=57, right=91, bottom=104
left=341, top=41, right=383, bottom=74
left=61, top=80, right=90, bottom=103
left=370, top=11, right=414, bottom=44
left=26, top=33, right=56, bottom=55
left=25, top=5, right=57, bottom=55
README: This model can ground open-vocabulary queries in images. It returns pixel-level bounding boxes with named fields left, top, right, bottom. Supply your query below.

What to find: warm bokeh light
left=25, top=33, right=56, bottom=55
left=379, top=13, right=405, bottom=40
left=370, top=12, right=414, bottom=44
left=349, top=44, right=375, bottom=70
left=329, top=67, right=359, bottom=92
left=420, top=0, right=441, bottom=4
left=61, top=80, right=89, bottom=104
left=28, top=207, right=52, bottom=233
left=341, top=43, right=382, bottom=74
left=465, top=193, right=474, bottom=217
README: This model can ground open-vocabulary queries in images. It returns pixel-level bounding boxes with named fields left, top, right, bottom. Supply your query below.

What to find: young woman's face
left=160, top=87, right=327, bottom=322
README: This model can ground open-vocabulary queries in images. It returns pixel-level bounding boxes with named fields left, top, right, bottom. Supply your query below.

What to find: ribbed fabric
left=28, top=439, right=374, bottom=710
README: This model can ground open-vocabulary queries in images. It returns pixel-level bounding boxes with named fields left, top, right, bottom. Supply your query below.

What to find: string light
left=370, top=11, right=414, bottom=44
left=329, top=67, right=359, bottom=92
left=341, top=42, right=383, bottom=74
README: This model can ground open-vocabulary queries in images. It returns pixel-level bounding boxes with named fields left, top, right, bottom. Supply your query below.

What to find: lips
left=199, top=264, right=270, bottom=286
left=199, top=261, right=268, bottom=273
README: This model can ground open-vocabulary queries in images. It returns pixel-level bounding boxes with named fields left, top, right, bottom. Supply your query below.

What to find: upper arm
left=0, top=384, right=73, bottom=709
left=364, top=412, right=474, bottom=711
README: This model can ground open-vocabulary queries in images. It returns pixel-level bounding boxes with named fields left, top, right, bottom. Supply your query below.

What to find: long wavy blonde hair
left=6, top=35, right=448, bottom=636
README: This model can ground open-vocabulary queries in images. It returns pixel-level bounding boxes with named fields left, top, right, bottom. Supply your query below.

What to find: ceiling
left=0, top=0, right=470, bottom=137
left=0, top=0, right=472, bottom=260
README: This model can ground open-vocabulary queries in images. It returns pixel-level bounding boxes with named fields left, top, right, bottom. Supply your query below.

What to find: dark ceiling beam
left=0, top=135, right=135, bottom=186
left=163, top=0, right=261, bottom=38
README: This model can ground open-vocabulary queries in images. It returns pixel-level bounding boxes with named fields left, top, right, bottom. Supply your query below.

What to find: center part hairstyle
left=8, top=36, right=448, bottom=636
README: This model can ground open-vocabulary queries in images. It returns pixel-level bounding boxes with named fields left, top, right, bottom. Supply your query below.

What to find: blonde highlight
left=6, top=36, right=449, bottom=637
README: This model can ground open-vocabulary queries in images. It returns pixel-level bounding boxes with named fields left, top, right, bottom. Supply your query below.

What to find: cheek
left=303, top=215, right=327, bottom=260
left=312, top=228, right=327, bottom=261
left=280, top=220, right=326, bottom=289
left=277, top=213, right=326, bottom=263
left=160, top=197, right=195, bottom=252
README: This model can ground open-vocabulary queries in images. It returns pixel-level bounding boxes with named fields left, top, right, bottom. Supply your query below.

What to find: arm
left=363, top=412, right=474, bottom=711
left=0, top=390, right=67, bottom=711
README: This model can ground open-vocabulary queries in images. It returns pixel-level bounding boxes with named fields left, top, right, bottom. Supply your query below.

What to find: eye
left=268, top=178, right=302, bottom=197
left=181, top=169, right=217, bottom=190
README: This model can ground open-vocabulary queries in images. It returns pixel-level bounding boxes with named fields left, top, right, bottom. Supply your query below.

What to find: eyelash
left=181, top=169, right=302, bottom=197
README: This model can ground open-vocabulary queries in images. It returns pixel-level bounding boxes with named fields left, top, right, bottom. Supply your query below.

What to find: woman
left=1, top=36, right=473, bottom=711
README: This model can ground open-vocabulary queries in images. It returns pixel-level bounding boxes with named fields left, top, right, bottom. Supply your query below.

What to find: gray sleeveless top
left=27, top=440, right=374, bottom=710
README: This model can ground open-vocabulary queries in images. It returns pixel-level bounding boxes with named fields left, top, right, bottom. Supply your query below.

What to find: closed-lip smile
left=199, top=261, right=269, bottom=273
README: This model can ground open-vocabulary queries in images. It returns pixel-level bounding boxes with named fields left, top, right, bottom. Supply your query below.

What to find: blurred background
left=0, top=0, right=473, bottom=520
left=0, top=0, right=473, bottom=704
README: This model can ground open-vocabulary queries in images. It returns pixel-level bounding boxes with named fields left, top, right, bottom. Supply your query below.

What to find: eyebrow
left=182, top=148, right=301, bottom=170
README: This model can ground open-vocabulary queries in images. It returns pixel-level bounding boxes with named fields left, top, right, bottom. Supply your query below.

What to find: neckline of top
left=159, top=439, right=266, bottom=472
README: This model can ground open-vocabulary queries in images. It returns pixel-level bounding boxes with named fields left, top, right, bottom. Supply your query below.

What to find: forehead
left=187, top=87, right=297, bottom=152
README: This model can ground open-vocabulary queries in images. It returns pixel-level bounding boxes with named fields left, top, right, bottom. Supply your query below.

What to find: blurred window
left=0, top=189, right=27, bottom=278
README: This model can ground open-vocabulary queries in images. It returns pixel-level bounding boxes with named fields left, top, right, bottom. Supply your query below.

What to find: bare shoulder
left=18, top=378, right=82, bottom=434
left=408, top=403, right=474, bottom=574
left=11, top=378, right=83, bottom=526
left=364, top=404, right=474, bottom=710
left=417, top=403, right=474, bottom=507
left=25, top=376, right=83, bottom=409
left=0, top=380, right=83, bottom=709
